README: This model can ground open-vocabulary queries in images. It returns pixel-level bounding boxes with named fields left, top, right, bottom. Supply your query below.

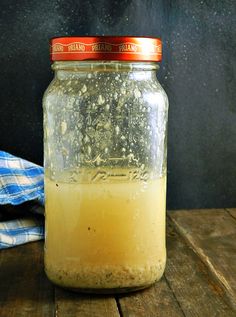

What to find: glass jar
left=43, top=36, right=168, bottom=293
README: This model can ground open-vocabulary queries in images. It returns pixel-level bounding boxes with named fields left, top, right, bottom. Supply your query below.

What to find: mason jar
left=43, top=36, right=169, bottom=293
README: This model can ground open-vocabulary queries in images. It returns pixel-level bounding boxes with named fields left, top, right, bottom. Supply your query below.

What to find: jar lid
left=50, top=36, right=162, bottom=62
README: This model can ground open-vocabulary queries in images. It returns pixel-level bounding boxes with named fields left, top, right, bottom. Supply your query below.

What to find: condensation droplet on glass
left=121, top=87, right=126, bottom=94
left=84, top=135, right=89, bottom=143
left=115, top=126, right=120, bottom=135
left=98, top=95, right=105, bottom=105
left=104, top=121, right=110, bottom=129
left=61, top=121, right=67, bottom=135
left=134, top=88, right=141, bottom=99
left=81, top=84, right=87, bottom=93
left=128, top=153, right=134, bottom=161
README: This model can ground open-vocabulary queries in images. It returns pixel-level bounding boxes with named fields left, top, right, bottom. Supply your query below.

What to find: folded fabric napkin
left=0, top=151, right=45, bottom=249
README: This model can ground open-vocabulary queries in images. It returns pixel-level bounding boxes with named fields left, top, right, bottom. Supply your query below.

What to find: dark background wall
left=0, top=0, right=235, bottom=209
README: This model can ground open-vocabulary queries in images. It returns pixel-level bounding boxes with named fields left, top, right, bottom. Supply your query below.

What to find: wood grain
left=0, top=241, right=54, bottom=317
left=169, top=209, right=236, bottom=310
left=1, top=209, right=236, bottom=316
left=226, top=208, right=236, bottom=220
left=55, top=287, right=120, bottom=317
left=164, top=220, right=235, bottom=316
left=117, top=276, right=185, bottom=317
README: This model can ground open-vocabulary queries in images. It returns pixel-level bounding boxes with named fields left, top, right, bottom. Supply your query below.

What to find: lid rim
left=50, top=36, right=162, bottom=62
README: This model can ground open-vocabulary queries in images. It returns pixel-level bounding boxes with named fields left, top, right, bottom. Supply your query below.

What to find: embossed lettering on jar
left=43, top=36, right=169, bottom=293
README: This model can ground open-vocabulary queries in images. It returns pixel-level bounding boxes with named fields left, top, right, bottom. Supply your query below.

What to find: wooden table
left=1, top=209, right=236, bottom=316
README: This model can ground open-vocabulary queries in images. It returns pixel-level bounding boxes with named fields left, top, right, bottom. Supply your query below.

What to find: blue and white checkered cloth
left=0, top=151, right=45, bottom=249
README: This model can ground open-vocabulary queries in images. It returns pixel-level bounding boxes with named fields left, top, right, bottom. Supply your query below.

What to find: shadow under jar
left=43, top=36, right=169, bottom=294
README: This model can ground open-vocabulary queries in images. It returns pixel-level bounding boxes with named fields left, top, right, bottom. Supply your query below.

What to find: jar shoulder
left=43, top=75, right=168, bottom=111
left=131, top=76, right=169, bottom=112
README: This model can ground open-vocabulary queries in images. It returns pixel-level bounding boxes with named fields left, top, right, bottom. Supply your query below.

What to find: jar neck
left=52, top=61, right=159, bottom=80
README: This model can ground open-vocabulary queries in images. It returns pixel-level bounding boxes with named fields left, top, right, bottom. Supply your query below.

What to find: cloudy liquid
left=44, top=173, right=166, bottom=292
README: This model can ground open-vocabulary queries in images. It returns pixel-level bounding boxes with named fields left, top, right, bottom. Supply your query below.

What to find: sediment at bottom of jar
left=45, top=260, right=166, bottom=293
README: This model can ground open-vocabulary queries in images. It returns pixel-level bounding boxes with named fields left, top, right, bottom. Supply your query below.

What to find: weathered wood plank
left=169, top=209, right=236, bottom=310
left=226, top=208, right=236, bottom=220
left=55, top=288, right=120, bottom=317
left=0, top=241, right=54, bottom=317
left=117, top=276, right=185, bottom=317
left=1, top=209, right=236, bottom=317
left=164, top=219, right=235, bottom=316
